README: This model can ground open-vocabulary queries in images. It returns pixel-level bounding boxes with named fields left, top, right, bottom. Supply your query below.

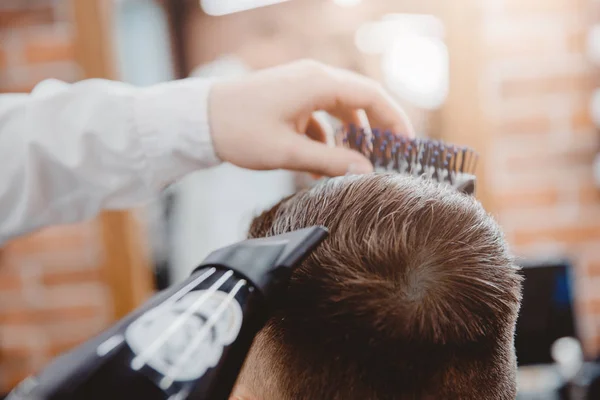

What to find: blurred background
left=1, top=0, right=600, bottom=398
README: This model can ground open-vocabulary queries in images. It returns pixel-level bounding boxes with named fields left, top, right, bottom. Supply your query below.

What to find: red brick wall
left=482, top=0, right=600, bottom=355
left=0, top=1, right=113, bottom=392
left=2, top=0, right=600, bottom=392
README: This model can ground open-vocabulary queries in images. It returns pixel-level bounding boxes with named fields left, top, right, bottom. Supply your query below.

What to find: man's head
left=234, top=174, right=522, bottom=400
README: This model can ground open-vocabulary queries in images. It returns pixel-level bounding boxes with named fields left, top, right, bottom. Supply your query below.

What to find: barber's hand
left=208, top=60, right=414, bottom=177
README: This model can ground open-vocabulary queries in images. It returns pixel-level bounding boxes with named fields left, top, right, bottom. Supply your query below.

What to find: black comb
left=335, top=126, right=479, bottom=196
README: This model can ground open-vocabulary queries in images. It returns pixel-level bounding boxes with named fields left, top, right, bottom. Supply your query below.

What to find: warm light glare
left=355, top=14, right=445, bottom=55
left=551, top=337, right=583, bottom=381
left=355, top=21, right=397, bottom=55
left=590, top=88, right=600, bottom=127
left=587, top=24, right=600, bottom=66
left=382, top=35, right=449, bottom=110
left=354, top=14, right=448, bottom=109
left=333, top=0, right=362, bottom=7
left=201, top=0, right=290, bottom=16
left=381, top=14, right=445, bottom=37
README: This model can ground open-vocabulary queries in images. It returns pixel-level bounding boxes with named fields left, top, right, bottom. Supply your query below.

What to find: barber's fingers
left=281, top=131, right=373, bottom=177
left=324, top=107, right=363, bottom=130
left=305, top=112, right=344, bottom=146
left=305, top=114, right=329, bottom=144
left=304, top=114, right=337, bottom=179
left=302, top=62, right=415, bottom=137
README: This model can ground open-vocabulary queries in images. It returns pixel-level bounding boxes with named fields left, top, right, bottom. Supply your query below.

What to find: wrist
left=134, top=78, right=222, bottom=189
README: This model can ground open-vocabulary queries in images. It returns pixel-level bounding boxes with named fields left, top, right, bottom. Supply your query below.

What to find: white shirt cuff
left=134, top=77, right=221, bottom=190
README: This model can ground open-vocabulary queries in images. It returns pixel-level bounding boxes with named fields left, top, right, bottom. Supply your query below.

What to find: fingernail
left=346, top=162, right=372, bottom=175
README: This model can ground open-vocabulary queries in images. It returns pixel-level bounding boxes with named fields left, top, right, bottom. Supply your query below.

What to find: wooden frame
left=438, top=3, right=492, bottom=211
left=71, top=0, right=155, bottom=319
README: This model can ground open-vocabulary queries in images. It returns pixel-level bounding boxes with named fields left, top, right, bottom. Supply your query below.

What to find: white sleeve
left=0, top=78, right=221, bottom=243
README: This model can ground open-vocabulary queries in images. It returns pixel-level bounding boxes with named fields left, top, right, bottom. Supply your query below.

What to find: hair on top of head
left=242, top=174, right=522, bottom=400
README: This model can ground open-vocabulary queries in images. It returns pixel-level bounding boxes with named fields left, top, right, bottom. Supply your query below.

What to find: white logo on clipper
left=125, top=289, right=243, bottom=382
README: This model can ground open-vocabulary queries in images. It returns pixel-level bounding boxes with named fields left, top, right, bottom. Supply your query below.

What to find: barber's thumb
left=287, top=137, right=373, bottom=177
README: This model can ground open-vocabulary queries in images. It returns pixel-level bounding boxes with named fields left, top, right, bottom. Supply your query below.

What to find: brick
left=567, top=29, right=587, bottom=54
left=0, top=347, right=32, bottom=368
left=0, top=46, right=6, bottom=69
left=0, top=7, right=55, bottom=29
left=0, top=346, right=49, bottom=378
left=513, top=225, right=600, bottom=246
left=589, top=260, right=600, bottom=277
left=497, top=114, right=552, bottom=135
left=576, top=334, right=599, bottom=357
left=502, top=0, right=585, bottom=15
left=0, top=2, right=115, bottom=389
left=0, top=326, right=46, bottom=357
left=48, top=338, right=87, bottom=357
left=4, top=370, right=32, bottom=393
left=41, top=317, right=109, bottom=344
left=0, top=281, right=111, bottom=315
left=485, top=38, right=553, bottom=60
left=0, top=355, right=33, bottom=390
left=592, top=337, right=600, bottom=357
left=495, top=187, right=559, bottom=210
left=41, top=268, right=103, bottom=286
left=5, top=245, right=103, bottom=275
left=582, top=299, right=600, bottom=314
left=3, top=221, right=99, bottom=257
left=24, top=32, right=75, bottom=64
left=504, top=147, right=597, bottom=174
left=41, top=282, right=111, bottom=309
left=0, top=305, right=102, bottom=325
left=0, top=269, right=21, bottom=291
left=571, top=105, right=594, bottom=130
left=0, top=290, right=30, bottom=314
left=502, top=73, right=595, bottom=100
left=579, top=185, right=600, bottom=205
left=484, top=24, right=568, bottom=61
left=0, top=84, right=37, bottom=94
left=1, top=319, right=107, bottom=359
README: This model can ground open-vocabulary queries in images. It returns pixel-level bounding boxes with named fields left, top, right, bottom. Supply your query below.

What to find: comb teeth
left=335, top=126, right=478, bottom=195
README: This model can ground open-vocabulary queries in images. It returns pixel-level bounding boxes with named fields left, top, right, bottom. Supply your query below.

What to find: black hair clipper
left=8, top=226, right=328, bottom=400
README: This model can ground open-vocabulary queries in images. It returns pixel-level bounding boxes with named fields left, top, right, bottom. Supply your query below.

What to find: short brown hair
left=241, top=174, right=522, bottom=399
